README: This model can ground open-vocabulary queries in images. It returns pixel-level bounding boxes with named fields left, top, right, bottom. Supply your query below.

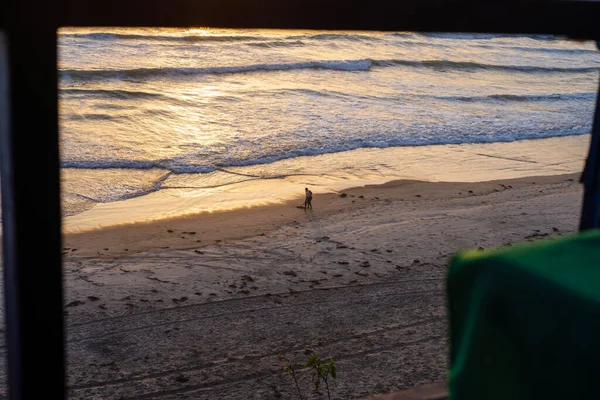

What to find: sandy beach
left=51, top=172, right=582, bottom=399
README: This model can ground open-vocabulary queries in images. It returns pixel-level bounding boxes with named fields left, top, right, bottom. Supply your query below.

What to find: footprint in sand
left=172, top=297, right=188, bottom=304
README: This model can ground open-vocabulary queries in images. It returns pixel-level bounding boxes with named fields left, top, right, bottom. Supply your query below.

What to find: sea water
left=58, top=28, right=599, bottom=228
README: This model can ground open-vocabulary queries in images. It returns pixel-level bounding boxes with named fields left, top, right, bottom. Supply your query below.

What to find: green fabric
left=447, top=229, right=600, bottom=400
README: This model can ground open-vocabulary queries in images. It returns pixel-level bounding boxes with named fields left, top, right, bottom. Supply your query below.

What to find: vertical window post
left=579, top=43, right=600, bottom=231
left=0, top=29, right=65, bottom=399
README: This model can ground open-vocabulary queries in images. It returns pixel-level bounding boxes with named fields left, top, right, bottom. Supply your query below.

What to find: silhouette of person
left=304, top=187, right=313, bottom=210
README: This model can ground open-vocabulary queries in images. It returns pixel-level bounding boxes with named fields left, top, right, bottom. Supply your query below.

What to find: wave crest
left=61, top=32, right=265, bottom=43
left=436, top=92, right=596, bottom=103
left=60, top=59, right=373, bottom=82
left=371, top=59, right=599, bottom=73
left=60, top=56, right=598, bottom=83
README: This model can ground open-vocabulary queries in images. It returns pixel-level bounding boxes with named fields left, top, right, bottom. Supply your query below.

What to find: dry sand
left=16, top=173, right=583, bottom=399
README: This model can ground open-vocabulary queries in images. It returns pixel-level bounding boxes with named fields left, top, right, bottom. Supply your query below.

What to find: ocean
left=58, top=28, right=599, bottom=229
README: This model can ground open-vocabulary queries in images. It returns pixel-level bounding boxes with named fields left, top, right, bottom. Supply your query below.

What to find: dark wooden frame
left=1, top=0, right=599, bottom=398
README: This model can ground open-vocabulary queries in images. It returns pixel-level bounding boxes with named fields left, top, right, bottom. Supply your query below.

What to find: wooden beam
left=47, top=0, right=600, bottom=40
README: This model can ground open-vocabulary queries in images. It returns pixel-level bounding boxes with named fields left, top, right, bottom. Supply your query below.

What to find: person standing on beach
left=304, top=187, right=313, bottom=210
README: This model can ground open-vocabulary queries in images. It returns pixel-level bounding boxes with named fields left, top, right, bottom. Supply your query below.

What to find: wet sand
left=62, top=134, right=588, bottom=233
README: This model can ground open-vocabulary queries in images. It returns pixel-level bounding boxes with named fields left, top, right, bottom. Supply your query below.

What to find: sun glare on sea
left=185, top=28, right=212, bottom=35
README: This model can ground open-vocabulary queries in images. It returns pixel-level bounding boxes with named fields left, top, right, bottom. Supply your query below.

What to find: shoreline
left=63, top=172, right=580, bottom=258
left=62, top=134, right=589, bottom=234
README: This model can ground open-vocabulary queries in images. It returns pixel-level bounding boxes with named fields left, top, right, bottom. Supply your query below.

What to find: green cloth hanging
left=448, top=229, right=600, bottom=400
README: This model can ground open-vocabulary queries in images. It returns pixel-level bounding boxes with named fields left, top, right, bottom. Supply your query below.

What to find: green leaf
left=331, top=364, right=337, bottom=380
left=307, top=353, right=319, bottom=364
